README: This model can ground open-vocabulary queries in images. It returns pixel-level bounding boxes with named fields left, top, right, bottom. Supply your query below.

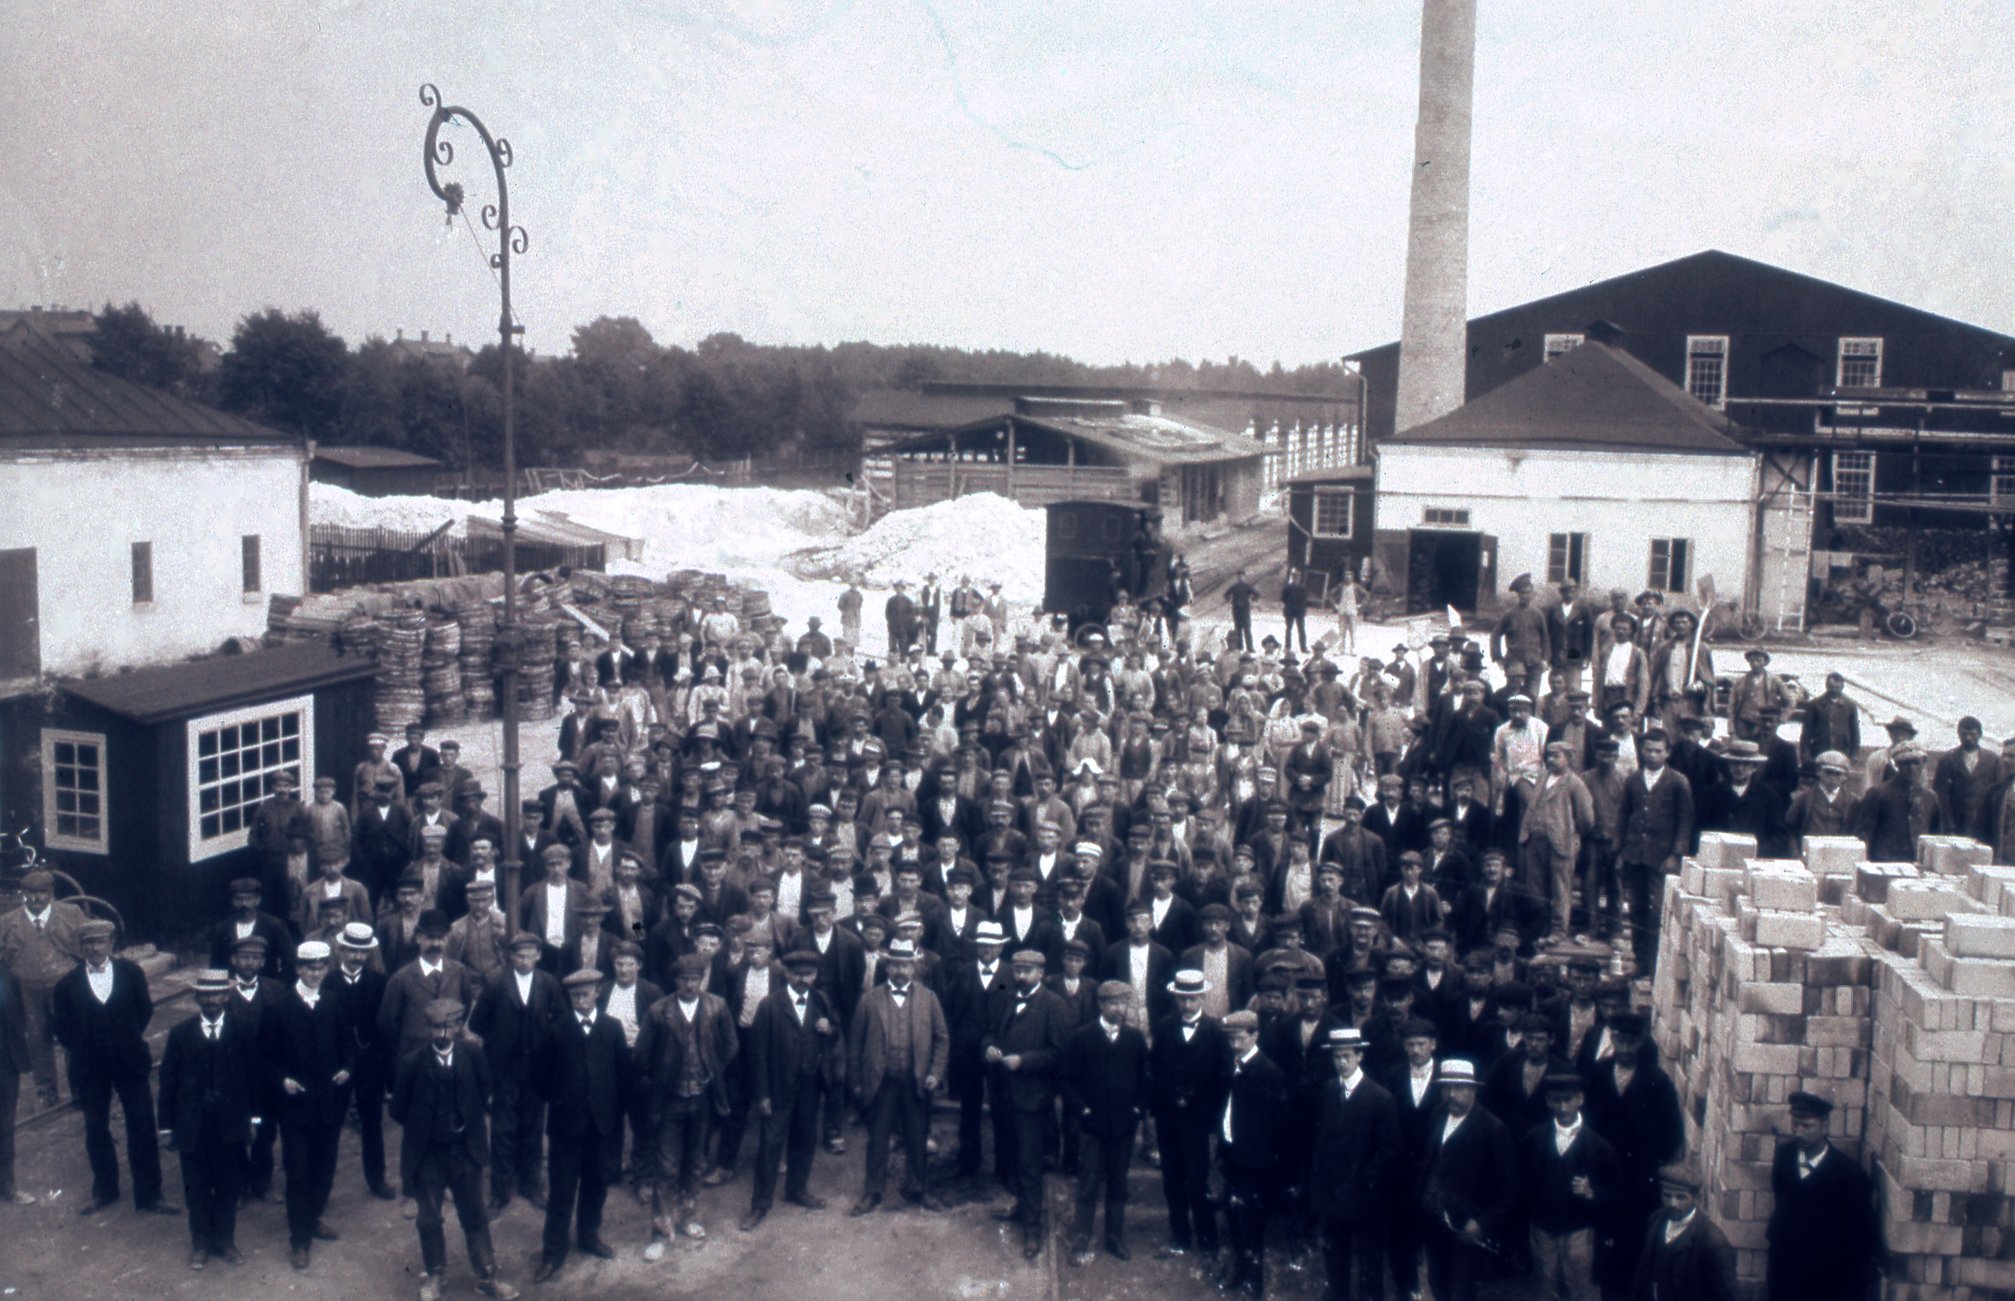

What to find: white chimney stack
left=1393, top=0, right=1476, bottom=434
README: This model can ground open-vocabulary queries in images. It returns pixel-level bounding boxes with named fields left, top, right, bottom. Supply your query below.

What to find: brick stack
left=1651, top=832, right=1879, bottom=1292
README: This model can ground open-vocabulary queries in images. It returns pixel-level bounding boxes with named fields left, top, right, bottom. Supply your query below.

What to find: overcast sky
left=3, top=1, right=2009, bottom=365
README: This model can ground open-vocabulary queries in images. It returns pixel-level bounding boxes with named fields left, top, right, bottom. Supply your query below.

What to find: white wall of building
left=0, top=446, right=306, bottom=677
left=1376, top=444, right=1759, bottom=603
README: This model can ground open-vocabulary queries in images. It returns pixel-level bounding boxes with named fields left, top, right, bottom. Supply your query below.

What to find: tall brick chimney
left=1393, top=0, right=1476, bottom=434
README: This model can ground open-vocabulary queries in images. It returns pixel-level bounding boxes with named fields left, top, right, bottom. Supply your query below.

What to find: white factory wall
left=1376, top=444, right=1759, bottom=604
left=0, top=446, right=306, bottom=676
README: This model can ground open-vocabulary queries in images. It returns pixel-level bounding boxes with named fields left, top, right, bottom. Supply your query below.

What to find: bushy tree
left=218, top=308, right=349, bottom=440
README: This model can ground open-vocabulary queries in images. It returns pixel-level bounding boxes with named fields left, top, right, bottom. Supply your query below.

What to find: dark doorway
left=1407, top=529, right=1485, bottom=613
left=0, top=548, right=38, bottom=680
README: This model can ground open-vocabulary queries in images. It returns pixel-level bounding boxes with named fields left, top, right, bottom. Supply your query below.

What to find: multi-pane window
left=42, top=729, right=107, bottom=853
left=187, top=693, right=311, bottom=861
left=1685, top=336, right=1729, bottom=408
left=1837, top=338, right=1884, bottom=389
left=241, top=534, right=262, bottom=595
left=1423, top=507, right=1471, bottom=527
left=1548, top=532, right=1588, bottom=585
left=1311, top=488, right=1354, bottom=539
left=1544, top=333, right=1584, bottom=361
left=1832, top=451, right=1876, bottom=525
left=131, top=542, right=153, bottom=605
left=1649, top=538, right=1692, bottom=593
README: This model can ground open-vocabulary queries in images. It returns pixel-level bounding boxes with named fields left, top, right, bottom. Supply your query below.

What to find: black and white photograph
left=0, top=3, right=2010, bottom=1297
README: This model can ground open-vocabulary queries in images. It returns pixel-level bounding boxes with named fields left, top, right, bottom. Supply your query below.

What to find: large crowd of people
left=5, top=568, right=1998, bottom=1300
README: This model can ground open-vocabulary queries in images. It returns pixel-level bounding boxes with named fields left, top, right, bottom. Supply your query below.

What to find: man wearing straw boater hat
left=268, top=940, right=353, bottom=1271
left=157, top=969, right=252, bottom=1269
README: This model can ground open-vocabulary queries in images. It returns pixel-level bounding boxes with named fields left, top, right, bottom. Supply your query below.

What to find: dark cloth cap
left=1788, top=1091, right=1834, bottom=1119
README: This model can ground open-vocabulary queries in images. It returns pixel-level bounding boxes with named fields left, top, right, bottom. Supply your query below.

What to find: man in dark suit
left=1854, top=746, right=1938, bottom=864
left=392, top=724, right=442, bottom=801
left=741, top=949, right=842, bottom=1229
left=1629, top=1161, right=1737, bottom=1301
left=1419, top=1058, right=1519, bottom=1301
left=445, top=783, right=506, bottom=868
left=330, top=924, right=397, bottom=1199
left=1311, top=1026, right=1403, bottom=1301
left=984, top=948, right=1076, bottom=1261
left=1432, top=683, right=1500, bottom=798
left=1219, top=1009, right=1287, bottom=1297
left=1620, top=730, right=1695, bottom=978
left=943, top=919, right=1010, bottom=1180
left=0, top=959, right=32, bottom=1206
left=1585, top=1010, right=1686, bottom=1293
left=846, top=937, right=948, bottom=1215
left=352, top=778, right=417, bottom=902
left=388, top=998, right=520, bottom=1300
left=1703, top=742, right=1792, bottom=858
left=377, top=911, right=480, bottom=1060
left=635, top=954, right=738, bottom=1254
left=469, top=932, right=562, bottom=1215
left=532, top=969, right=625, bottom=1283
left=1099, top=899, right=1176, bottom=1033
left=1524, top=1072, right=1624, bottom=1301
left=156, top=970, right=252, bottom=1268
left=206, top=877, right=295, bottom=984
left=1059, top=980, right=1149, bottom=1265
left=1383, top=1016, right=1444, bottom=1298
left=1766, top=1091, right=1883, bottom=1301
left=1150, top=970, right=1229, bottom=1258
left=266, top=941, right=355, bottom=1271
left=51, top=919, right=172, bottom=1217
left=1451, top=850, right=1547, bottom=955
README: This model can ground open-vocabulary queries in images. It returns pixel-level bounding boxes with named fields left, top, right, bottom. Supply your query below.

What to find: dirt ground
left=1, top=1098, right=1548, bottom=1300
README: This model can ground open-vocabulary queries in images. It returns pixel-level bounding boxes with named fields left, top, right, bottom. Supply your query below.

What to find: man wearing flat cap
left=985, top=948, right=1075, bottom=1260
left=352, top=776, right=417, bottom=903
left=470, top=932, right=563, bottom=1215
left=389, top=998, right=520, bottom=1300
left=1629, top=1161, right=1736, bottom=1301
left=517, top=843, right=594, bottom=975
left=1766, top=1092, right=1883, bottom=1301
left=1219, top=1009, right=1288, bottom=1297
left=1852, top=740, right=1936, bottom=864
left=53, top=918, right=173, bottom=1216
left=206, top=877, right=294, bottom=985
left=531, top=969, right=625, bottom=1283
left=635, top=953, right=738, bottom=1254
left=377, top=911, right=481, bottom=1063
left=741, top=950, right=842, bottom=1231
left=0, top=867, right=87, bottom=1110
left=1058, top=978, right=1149, bottom=1266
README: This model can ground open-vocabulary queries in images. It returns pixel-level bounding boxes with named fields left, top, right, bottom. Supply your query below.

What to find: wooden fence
left=309, top=525, right=606, bottom=594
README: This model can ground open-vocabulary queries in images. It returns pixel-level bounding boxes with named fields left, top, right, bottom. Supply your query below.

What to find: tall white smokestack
left=1393, top=0, right=1476, bottom=434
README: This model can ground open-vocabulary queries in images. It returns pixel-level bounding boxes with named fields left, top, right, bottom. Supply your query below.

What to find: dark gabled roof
left=851, top=389, right=1014, bottom=430
left=313, top=445, right=444, bottom=470
left=1382, top=341, right=1747, bottom=455
left=0, top=331, right=295, bottom=447
left=64, top=640, right=377, bottom=725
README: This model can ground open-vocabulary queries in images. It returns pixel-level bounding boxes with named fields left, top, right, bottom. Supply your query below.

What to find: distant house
left=312, top=445, right=446, bottom=497
left=877, top=395, right=1271, bottom=527
left=388, top=327, right=475, bottom=370
left=1285, top=465, right=1377, bottom=595
left=1372, top=341, right=1757, bottom=615
left=0, top=305, right=98, bottom=363
left=853, top=380, right=1365, bottom=503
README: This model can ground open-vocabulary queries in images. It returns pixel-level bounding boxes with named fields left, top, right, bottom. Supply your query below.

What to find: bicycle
left=0, top=824, right=125, bottom=937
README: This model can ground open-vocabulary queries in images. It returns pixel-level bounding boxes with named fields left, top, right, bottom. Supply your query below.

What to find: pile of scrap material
left=1654, top=830, right=2015, bottom=1298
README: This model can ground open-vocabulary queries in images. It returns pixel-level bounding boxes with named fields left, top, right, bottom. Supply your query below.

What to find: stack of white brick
left=1654, top=833, right=1877, bottom=1292
left=1862, top=847, right=2015, bottom=1298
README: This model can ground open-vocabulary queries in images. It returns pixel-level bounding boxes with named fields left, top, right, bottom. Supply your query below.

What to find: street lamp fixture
left=420, top=83, right=530, bottom=920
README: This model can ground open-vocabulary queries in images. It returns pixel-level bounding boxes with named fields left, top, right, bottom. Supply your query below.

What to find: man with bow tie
left=1766, top=1091, right=1883, bottom=1301
left=1059, top=979, right=1150, bottom=1266
left=157, top=969, right=250, bottom=1269
left=742, top=949, right=841, bottom=1230
left=846, top=937, right=947, bottom=1216
left=267, top=941, right=354, bottom=1271
left=532, top=969, right=626, bottom=1284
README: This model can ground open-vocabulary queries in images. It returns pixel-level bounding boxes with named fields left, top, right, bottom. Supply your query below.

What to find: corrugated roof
left=1382, top=341, right=1747, bottom=455
left=0, top=331, right=295, bottom=446
left=64, top=640, right=377, bottom=725
left=313, top=445, right=444, bottom=470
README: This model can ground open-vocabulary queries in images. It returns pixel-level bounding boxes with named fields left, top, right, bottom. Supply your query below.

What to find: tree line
left=89, top=302, right=1356, bottom=473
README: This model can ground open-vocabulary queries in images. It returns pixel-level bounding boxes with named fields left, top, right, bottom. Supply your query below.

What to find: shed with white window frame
left=29, top=640, right=375, bottom=941
left=1285, top=465, right=1378, bottom=599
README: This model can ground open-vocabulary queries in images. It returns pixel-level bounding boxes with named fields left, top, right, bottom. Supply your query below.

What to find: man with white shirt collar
left=0, top=868, right=85, bottom=1110
left=1059, top=979, right=1149, bottom=1266
left=1420, top=1058, right=1517, bottom=1301
left=157, top=969, right=248, bottom=1269
left=1766, top=1091, right=1882, bottom=1301
left=597, top=940, right=661, bottom=1199
left=332, top=924, right=398, bottom=1200
left=1218, top=1009, right=1286, bottom=1296
left=741, top=949, right=841, bottom=1231
left=1311, top=1025, right=1402, bottom=1301
left=1523, top=1072, right=1621, bottom=1301
left=946, top=919, right=1008, bottom=1181
left=445, top=878, right=509, bottom=982
left=269, top=941, right=352, bottom=1271
left=1383, top=1015, right=1443, bottom=1299
left=531, top=968, right=625, bottom=1284
left=1629, top=1160, right=1736, bottom=1301
left=377, top=911, right=480, bottom=1062
left=471, top=932, right=562, bottom=1217
left=53, top=918, right=174, bottom=1218
left=1148, top=970, right=1227, bottom=1260
left=226, top=934, right=283, bottom=1204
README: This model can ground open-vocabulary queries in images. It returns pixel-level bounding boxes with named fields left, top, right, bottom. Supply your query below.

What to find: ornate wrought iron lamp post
left=420, top=84, right=530, bottom=919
